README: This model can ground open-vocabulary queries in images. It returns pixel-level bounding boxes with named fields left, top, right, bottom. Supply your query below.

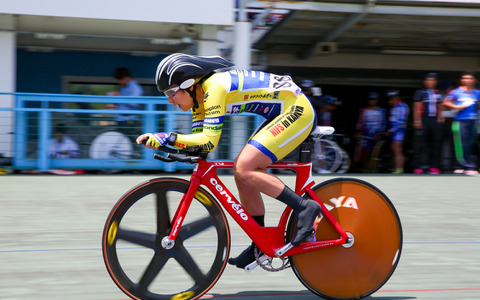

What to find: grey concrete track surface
left=1, top=174, right=480, bottom=300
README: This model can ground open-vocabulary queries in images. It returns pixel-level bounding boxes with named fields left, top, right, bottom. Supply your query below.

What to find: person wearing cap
left=442, top=71, right=480, bottom=175
left=412, top=73, right=444, bottom=174
left=355, top=92, right=386, bottom=171
left=386, top=89, right=410, bottom=174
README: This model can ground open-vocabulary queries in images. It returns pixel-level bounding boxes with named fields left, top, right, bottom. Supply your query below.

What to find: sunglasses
left=163, top=86, right=180, bottom=98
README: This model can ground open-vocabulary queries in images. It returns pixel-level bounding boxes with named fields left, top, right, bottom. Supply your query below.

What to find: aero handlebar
left=142, top=138, right=207, bottom=164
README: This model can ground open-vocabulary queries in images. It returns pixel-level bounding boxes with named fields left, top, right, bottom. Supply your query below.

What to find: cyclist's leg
left=231, top=146, right=320, bottom=267
left=236, top=97, right=320, bottom=244
left=229, top=146, right=280, bottom=268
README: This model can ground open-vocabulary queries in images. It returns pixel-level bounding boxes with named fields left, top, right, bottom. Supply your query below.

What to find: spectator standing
left=299, top=80, right=323, bottom=125
left=413, top=73, right=444, bottom=174
left=386, top=90, right=410, bottom=174
left=108, top=67, right=144, bottom=138
left=439, top=80, right=457, bottom=172
left=442, top=71, right=480, bottom=175
left=355, top=92, right=386, bottom=170
left=49, top=124, right=80, bottom=159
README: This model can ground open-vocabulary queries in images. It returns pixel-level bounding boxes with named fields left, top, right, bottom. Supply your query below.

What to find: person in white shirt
left=49, top=124, right=80, bottom=159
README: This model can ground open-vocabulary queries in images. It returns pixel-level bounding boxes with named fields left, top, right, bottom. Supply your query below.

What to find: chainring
left=254, top=245, right=290, bottom=272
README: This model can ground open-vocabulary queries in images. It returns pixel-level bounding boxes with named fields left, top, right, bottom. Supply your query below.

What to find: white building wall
left=0, top=14, right=16, bottom=158
left=1, top=0, right=234, bottom=25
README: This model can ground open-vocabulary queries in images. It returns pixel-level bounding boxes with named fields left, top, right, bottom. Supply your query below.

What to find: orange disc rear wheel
left=290, top=178, right=402, bottom=299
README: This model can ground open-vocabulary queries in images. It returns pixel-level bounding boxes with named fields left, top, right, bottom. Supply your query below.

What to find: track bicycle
left=102, top=126, right=403, bottom=300
left=311, top=134, right=351, bottom=174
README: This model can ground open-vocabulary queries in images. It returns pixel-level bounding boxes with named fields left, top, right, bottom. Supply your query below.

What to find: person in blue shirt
left=386, top=89, right=410, bottom=174
left=442, top=71, right=480, bottom=175
left=355, top=92, right=386, bottom=171
left=108, top=67, right=144, bottom=140
left=109, top=67, right=144, bottom=114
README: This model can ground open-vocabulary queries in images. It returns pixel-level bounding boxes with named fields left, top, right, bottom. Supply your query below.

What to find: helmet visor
left=164, top=86, right=180, bottom=98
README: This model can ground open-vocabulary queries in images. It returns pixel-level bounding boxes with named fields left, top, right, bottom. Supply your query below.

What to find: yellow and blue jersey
left=174, top=70, right=316, bottom=162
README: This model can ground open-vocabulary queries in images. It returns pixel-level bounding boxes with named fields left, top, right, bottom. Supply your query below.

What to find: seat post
left=298, top=137, right=314, bottom=163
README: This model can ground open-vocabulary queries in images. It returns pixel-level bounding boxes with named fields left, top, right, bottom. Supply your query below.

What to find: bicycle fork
left=160, top=176, right=202, bottom=249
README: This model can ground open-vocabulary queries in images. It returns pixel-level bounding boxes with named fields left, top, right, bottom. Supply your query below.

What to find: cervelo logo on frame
left=209, top=178, right=248, bottom=220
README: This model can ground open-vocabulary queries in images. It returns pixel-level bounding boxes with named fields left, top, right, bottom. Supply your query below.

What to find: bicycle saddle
left=310, top=126, right=335, bottom=137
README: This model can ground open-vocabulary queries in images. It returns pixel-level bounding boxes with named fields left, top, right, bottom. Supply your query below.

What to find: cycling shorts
left=247, top=94, right=316, bottom=162
left=391, top=128, right=406, bottom=142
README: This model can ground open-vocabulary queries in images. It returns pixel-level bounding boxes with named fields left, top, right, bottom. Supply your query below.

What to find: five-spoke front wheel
left=102, top=178, right=230, bottom=300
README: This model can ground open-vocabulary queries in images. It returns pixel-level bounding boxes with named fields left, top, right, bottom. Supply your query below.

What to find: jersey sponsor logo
left=269, top=123, right=285, bottom=137
left=205, top=105, right=221, bottom=116
left=284, top=105, right=304, bottom=126
left=203, top=124, right=223, bottom=132
left=192, top=120, right=204, bottom=128
left=205, top=105, right=221, bottom=112
left=204, top=91, right=210, bottom=100
left=209, top=178, right=249, bottom=221
left=204, top=116, right=224, bottom=125
left=267, top=105, right=304, bottom=137
left=248, top=93, right=273, bottom=100
left=174, top=141, right=186, bottom=148
left=227, top=101, right=282, bottom=118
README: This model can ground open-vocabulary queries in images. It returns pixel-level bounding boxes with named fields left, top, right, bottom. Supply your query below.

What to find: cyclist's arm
left=173, top=83, right=227, bottom=151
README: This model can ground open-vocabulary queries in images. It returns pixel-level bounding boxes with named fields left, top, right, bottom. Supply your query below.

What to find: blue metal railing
left=0, top=93, right=263, bottom=172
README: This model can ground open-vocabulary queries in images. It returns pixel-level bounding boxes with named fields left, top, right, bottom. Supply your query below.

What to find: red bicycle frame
left=166, top=158, right=349, bottom=258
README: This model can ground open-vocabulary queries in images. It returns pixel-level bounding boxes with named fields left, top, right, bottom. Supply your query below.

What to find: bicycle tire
left=312, top=140, right=343, bottom=174
left=102, top=178, right=230, bottom=300
left=335, top=148, right=351, bottom=174
left=288, top=178, right=402, bottom=300
left=369, top=140, right=390, bottom=173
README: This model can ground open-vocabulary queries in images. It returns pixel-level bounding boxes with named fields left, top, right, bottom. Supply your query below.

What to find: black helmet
left=386, top=89, right=400, bottom=98
left=155, top=53, right=234, bottom=91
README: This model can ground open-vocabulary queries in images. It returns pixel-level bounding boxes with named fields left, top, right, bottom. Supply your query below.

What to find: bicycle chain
left=254, top=246, right=290, bottom=272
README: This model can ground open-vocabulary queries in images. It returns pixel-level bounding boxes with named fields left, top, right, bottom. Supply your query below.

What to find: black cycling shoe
left=290, top=201, right=321, bottom=246
left=228, top=243, right=257, bottom=269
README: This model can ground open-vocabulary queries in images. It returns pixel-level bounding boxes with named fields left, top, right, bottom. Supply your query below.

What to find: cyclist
left=386, top=89, right=410, bottom=174
left=136, top=53, right=321, bottom=268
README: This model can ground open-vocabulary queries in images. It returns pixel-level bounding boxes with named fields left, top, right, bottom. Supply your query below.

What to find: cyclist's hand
left=137, top=132, right=169, bottom=149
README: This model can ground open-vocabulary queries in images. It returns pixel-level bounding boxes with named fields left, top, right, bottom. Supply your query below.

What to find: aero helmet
left=155, top=53, right=234, bottom=92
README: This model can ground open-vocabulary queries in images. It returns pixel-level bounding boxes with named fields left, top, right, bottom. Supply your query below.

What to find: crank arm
left=244, top=254, right=271, bottom=272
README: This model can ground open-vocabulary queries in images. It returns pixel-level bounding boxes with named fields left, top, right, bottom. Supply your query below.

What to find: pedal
left=244, top=254, right=270, bottom=272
